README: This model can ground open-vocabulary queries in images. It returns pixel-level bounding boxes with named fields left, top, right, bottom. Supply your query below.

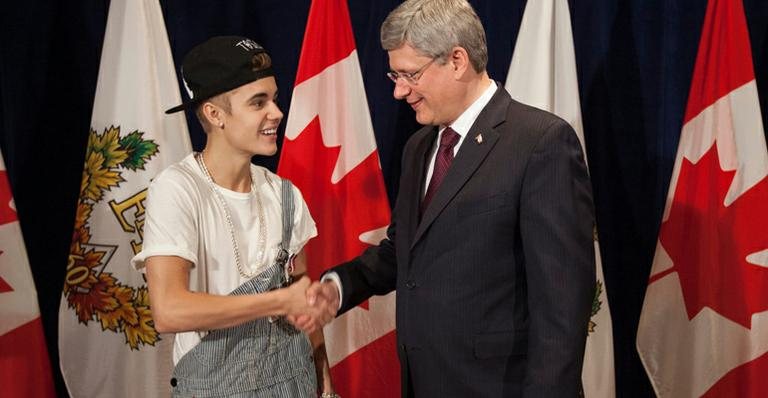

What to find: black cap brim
left=165, top=101, right=197, bottom=114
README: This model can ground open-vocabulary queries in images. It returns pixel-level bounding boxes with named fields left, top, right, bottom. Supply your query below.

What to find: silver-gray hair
left=380, top=0, right=488, bottom=72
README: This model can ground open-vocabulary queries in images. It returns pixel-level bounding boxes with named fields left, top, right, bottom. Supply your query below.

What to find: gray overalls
left=170, top=179, right=317, bottom=397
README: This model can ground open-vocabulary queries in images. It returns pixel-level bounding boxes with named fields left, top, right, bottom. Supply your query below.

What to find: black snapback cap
left=166, top=36, right=275, bottom=114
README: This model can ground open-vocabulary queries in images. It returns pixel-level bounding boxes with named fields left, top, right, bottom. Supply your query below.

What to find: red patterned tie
left=421, top=127, right=460, bottom=214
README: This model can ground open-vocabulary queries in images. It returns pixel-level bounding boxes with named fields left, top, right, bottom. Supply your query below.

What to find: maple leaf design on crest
left=279, top=117, right=391, bottom=309
left=656, top=142, right=768, bottom=329
left=588, top=280, right=604, bottom=334
left=123, top=287, right=158, bottom=349
left=64, top=125, right=161, bottom=349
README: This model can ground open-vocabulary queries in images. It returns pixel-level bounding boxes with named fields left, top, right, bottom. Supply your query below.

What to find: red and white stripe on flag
left=637, top=0, right=768, bottom=396
left=0, top=151, right=56, bottom=397
left=277, top=0, right=399, bottom=397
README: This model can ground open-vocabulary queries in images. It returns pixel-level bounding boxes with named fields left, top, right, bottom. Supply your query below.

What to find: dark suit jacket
left=331, top=85, right=596, bottom=397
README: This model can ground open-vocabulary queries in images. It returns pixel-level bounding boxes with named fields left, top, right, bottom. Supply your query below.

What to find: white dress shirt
left=422, top=80, right=497, bottom=195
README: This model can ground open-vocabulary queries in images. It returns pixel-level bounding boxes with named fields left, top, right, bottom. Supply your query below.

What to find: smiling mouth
left=259, top=128, right=277, bottom=136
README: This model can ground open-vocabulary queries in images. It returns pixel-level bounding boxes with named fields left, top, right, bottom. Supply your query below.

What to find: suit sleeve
left=325, top=128, right=432, bottom=314
left=519, top=119, right=596, bottom=397
left=330, top=223, right=398, bottom=314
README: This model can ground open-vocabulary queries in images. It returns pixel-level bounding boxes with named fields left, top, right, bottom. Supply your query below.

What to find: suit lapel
left=402, top=127, right=438, bottom=256
left=411, top=85, right=511, bottom=249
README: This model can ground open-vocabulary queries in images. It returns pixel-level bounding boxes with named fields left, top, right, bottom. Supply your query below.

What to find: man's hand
left=309, top=280, right=340, bottom=314
left=285, top=276, right=339, bottom=333
left=284, top=278, right=339, bottom=333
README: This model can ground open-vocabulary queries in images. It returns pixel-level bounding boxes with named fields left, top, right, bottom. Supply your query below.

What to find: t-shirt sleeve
left=288, top=183, right=317, bottom=255
left=131, top=168, right=199, bottom=271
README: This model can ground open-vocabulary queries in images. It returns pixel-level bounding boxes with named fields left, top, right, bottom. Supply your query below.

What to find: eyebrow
left=246, top=90, right=279, bottom=104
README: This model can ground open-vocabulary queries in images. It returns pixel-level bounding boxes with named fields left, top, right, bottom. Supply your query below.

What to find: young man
left=132, top=36, right=338, bottom=397
left=308, top=1, right=596, bottom=396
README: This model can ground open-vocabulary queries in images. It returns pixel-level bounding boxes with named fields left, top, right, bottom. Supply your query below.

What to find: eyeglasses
left=386, top=58, right=436, bottom=85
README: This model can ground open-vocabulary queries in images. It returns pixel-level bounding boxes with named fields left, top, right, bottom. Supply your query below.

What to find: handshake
left=281, top=276, right=340, bottom=334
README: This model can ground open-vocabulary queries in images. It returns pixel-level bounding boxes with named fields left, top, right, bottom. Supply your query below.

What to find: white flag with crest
left=58, top=1, right=191, bottom=396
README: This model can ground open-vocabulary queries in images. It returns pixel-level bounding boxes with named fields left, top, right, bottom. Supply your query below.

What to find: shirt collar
left=441, top=80, right=497, bottom=138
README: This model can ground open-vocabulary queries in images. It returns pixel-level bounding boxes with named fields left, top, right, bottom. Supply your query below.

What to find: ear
left=449, top=46, right=471, bottom=78
left=201, top=101, right=223, bottom=128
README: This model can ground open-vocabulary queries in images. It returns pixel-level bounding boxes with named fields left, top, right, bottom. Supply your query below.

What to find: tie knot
left=439, top=127, right=460, bottom=149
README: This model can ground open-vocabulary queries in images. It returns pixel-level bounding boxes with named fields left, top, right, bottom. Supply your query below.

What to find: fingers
left=308, top=281, right=339, bottom=324
left=284, top=279, right=339, bottom=333
left=306, top=280, right=338, bottom=306
left=308, top=281, right=340, bottom=308
left=305, top=282, right=320, bottom=306
left=286, top=313, right=316, bottom=334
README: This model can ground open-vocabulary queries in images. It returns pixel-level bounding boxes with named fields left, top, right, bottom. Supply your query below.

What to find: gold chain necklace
left=195, top=152, right=267, bottom=278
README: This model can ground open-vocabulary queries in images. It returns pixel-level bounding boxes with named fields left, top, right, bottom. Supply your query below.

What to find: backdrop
left=1, top=1, right=767, bottom=396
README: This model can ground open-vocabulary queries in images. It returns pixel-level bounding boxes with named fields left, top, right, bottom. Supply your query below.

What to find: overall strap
left=279, top=178, right=295, bottom=257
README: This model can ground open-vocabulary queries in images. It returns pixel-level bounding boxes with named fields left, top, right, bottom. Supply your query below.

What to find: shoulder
left=496, top=98, right=578, bottom=149
left=478, top=84, right=568, bottom=136
left=250, top=165, right=306, bottom=203
left=503, top=94, right=568, bottom=131
left=152, top=153, right=197, bottom=180
left=251, top=164, right=285, bottom=191
left=148, top=154, right=203, bottom=198
left=500, top=103, right=584, bottom=164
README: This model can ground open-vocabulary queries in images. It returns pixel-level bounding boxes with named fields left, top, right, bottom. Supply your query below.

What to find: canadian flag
left=0, top=150, right=56, bottom=397
left=277, top=0, right=398, bottom=397
left=636, top=0, right=768, bottom=397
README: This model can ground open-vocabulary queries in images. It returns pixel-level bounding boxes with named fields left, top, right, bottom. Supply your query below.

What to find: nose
left=393, top=79, right=411, bottom=100
left=268, top=100, right=284, bottom=120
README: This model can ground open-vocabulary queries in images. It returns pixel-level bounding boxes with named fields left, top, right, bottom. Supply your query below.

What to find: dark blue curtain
left=1, top=1, right=767, bottom=396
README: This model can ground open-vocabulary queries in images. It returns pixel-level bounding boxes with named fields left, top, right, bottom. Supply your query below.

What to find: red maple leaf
left=0, top=171, right=19, bottom=293
left=655, top=142, right=768, bottom=328
left=0, top=250, right=13, bottom=293
left=0, top=171, right=18, bottom=226
left=278, top=117, right=391, bottom=310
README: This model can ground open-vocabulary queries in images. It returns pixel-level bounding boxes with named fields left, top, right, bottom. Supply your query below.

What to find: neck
left=200, top=149, right=252, bottom=193
left=464, top=72, right=492, bottom=109
left=446, top=72, right=493, bottom=127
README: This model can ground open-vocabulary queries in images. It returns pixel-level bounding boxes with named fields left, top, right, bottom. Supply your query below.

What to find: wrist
left=323, top=280, right=339, bottom=299
left=274, top=288, right=291, bottom=316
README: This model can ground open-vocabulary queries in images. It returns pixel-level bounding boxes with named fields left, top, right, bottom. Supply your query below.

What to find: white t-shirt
left=131, top=153, right=317, bottom=364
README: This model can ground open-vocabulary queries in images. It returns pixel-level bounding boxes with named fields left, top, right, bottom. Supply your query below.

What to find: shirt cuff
left=321, top=272, right=343, bottom=311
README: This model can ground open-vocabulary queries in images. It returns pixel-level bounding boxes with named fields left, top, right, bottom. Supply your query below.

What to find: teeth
left=260, top=128, right=277, bottom=136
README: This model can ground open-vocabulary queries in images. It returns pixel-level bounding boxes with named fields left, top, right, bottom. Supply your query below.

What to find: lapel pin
left=475, top=133, right=483, bottom=144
